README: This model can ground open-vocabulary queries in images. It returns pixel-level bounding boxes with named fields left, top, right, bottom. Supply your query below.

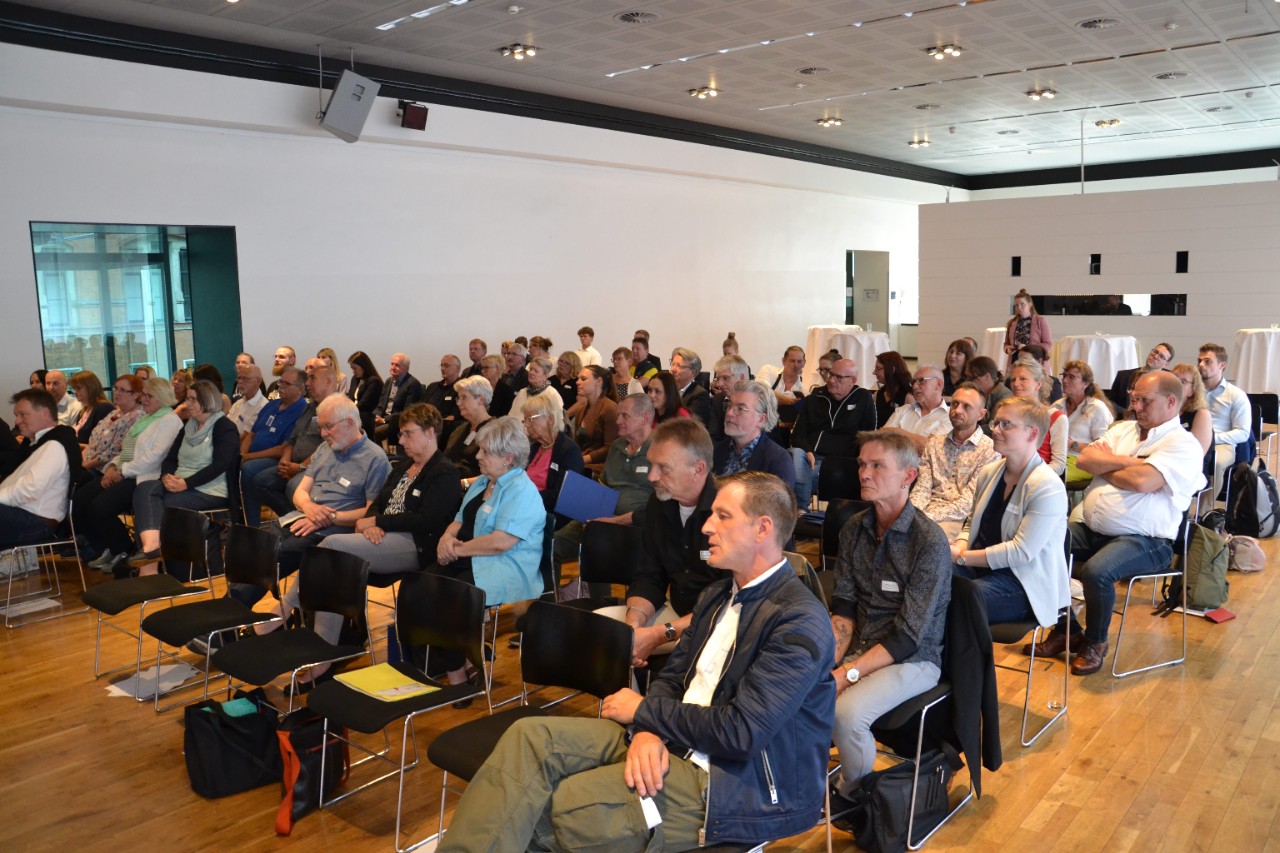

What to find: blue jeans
left=0, top=505, right=58, bottom=549
left=1063, top=521, right=1174, bottom=644
left=239, top=457, right=292, bottom=527
left=792, top=448, right=819, bottom=509
left=953, top=564, right=1034, bottom=625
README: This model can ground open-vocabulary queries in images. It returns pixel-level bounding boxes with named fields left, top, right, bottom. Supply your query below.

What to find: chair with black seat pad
left=820, top=498, right=870, bottom=572
left=426, top=600, right=633, bottom=846
left=3, top=497, right=87, bottom=629
left=211, top=546, right=371, bottom=712
left=561, top=521, right=643, bottom=611
left=83, top=507, right=215, bottom=698
left=1249, top=392, right=1279, bottom=470
left=305, top=573, right=491, bottom=853
left=988, top=532, right=1072, bottom=747
left=140, top=524, right=283, bottom=712
left=794, top=456, right=861, bottom=539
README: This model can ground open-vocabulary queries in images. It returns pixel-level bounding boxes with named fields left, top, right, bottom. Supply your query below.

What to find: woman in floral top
left=82, top=374, right=145, bottom=477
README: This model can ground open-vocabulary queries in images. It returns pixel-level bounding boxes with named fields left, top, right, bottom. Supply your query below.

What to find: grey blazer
left=957, top=454, right=1070, bottom=627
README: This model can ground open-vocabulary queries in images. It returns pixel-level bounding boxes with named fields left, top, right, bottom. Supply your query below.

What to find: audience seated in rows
left=238, top=367, right=308, bottom=527
left=883, top=363, right=951, bottom=453
left=911, top=383, right=1000, bottom=541
left=0, top=389, right=80, bottom=548
left=374, top=353, right=423, bottom=447
left=1007, top=358, right=1068, bottom=477
left=566, top=365, right=618, bottom=464
left=443, top=375, right=494, bottom=480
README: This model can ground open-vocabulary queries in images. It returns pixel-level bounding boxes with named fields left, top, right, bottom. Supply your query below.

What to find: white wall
left=0, top=42, right=942, bottom=394
left=918, top=180, right=1280, bottom=383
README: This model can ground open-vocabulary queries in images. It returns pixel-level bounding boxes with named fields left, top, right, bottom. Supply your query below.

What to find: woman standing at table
left=1003, top=288, right=1052, bottom=356
left=1008, top=359, right=1067, bottom=476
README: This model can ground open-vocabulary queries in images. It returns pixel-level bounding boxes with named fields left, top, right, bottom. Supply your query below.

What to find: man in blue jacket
left=439, top=471, right=835, bottom=852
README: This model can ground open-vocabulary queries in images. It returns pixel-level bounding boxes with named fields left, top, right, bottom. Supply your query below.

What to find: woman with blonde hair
left=1008, top=358, right=1067, bottom=475
left=1053, top=359, right=1114, bottom=483
left=522, top=391, right=584, bottom=524
left=1003, top=288, right=1052, bottom=355
left=317, top=347, right=350, bottom=396
left=1170, top=363, right=1213, bottom=455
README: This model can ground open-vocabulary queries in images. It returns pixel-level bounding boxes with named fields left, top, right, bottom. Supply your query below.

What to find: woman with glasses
left=1053, top=360, right=1115, bottom=484
left=608, top=347, right=644, bottom=402
left=1170, top=363, right=1213, bottom=455
left=952, top=397, right=1070, bottom=626
left=522, top=391, right=584, bottom=525
left=509, top=356, right=564, bottom=422
left=81, top=374, right=146, bottom=479
left=1008, top=359, right=1068, bottom=476
left=74, top=376, right=182, bottom=575
left=444, top=375, right=495, bottom=480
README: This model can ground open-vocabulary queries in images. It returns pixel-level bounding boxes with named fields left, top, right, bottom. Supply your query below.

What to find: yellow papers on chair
left=335, top=663, right=440, bottom=702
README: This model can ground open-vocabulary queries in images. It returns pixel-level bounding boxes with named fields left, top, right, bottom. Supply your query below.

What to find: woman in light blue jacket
left=951, top=397, right=1069, bottom=627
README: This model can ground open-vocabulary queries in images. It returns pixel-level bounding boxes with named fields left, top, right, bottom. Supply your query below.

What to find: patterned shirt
left=84, top=408, right=143, bottom=467
left=910, top=428, right=1000, bottom=524
left=721, top=433, right=763, bottom=476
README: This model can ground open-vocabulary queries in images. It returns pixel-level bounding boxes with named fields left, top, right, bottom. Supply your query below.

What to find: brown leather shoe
left=1071, top=640, right=1109, bottom=675
left=1021, top=628, right=1082, bottom=659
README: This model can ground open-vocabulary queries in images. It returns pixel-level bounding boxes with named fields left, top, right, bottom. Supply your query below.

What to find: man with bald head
left=44, top=370, right=81, bottom=427
left=790, top=357, right=876, bottom=507
left=374, top=352, right=423, bottom=447
left=424, top=354, right=463, bottom=429
left=227, top=364, right=268, bottom=435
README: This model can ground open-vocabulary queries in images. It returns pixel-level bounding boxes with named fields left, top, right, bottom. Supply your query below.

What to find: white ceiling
left=14, top=0, right=1280, bottom=176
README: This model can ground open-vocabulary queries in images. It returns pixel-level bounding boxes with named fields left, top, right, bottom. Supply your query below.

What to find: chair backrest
left=578, top=522, right=643, bottom=587
left=223, top=523, right=283, bottom=593
left=1249, top=393, right=1279, bottom=428
left=521, top=601, right=633, bottom=699
left=817, top=456, right=861, bottom=501
left=538, top=512, right=557, bottom=600
left=297, top=546, right=370, bottom=629
left=821, top=498, right=871, bottom=562
left=784, top=551, right=827, bottom=608
left=396, top=573, right=488, bottom=675
left=159, top=507, right=210, bottom=570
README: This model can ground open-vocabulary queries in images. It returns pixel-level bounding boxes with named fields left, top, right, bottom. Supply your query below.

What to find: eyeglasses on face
left=990, top=418, right=1027, bottom=431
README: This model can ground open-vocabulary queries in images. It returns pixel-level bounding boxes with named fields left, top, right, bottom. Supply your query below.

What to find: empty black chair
left=140, top=524, right=283, bottom=711
left=426, top=601, right=633, bottom=845
left=1248, top=392, right=1278, bottom=469
left=820, top=499, right=871, bottom=572
left=306, top=573, right=491, bottom=853
left=83, top=507, right=214, bottom=699
left=563, top=521, right=643, bottom=610
left=817, top=455, right=861, bottom=501
left=211, top=546, right=371, bottom=711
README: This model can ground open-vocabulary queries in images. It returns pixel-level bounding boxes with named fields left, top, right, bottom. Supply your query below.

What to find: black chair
left=1249, top=392, right=1279, bottom=470
left=83, top=507, right=214, bottom=699
left=988, top=532, right=1072, bottom=747
left=3, top=496, right=87, bottom=629
left=820, top=499, right=870, bottom=572
left=211, top=546, right=371, bottom=712
left=139, top=524, right=283, bottom=712
left=426, top=601, right=633, bottom=846
left=563, top=521, right=643, bottom=610
left=1111, top=510, right=1192, bottom=678
left=510, top=512, right=562, bottom=638
left=795, top=458, right=862, bottom=539
left=306, top=574, right=491, bottom=853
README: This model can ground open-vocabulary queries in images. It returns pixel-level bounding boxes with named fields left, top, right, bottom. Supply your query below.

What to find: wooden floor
left=2, top=536, right=1278, bottom=853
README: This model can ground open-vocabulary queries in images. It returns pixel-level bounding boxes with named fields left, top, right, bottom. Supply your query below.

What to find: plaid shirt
left=910, top=428, right=999, bottom=525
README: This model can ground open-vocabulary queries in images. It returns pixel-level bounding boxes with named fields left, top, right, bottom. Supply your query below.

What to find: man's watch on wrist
left=955, top=554, right=966, bottom=567
left=663, top=623, right=677, bottom=642
left=845, top=665, right=861, bottom=685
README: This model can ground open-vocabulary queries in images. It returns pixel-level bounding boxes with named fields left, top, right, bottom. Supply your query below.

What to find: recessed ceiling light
left=914, top=103, right=941, bottom=111
left=1094, top=118, right=1120, bottom=128
left=907, top=139, right=930, bottom=148
left=1027, top=88, right=1057, bottom=101
left=1076, top=17, right=1123, bottom=29
left=615, top=11, right=660, bottom=25
left=689, top=86, right=719, bottom=99
left=815, top=117, right=842, bottom=128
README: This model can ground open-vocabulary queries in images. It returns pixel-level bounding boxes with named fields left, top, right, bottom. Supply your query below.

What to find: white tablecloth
left=1233, top=328, right=1280, bottom=396
left=980, top=326, right=1008, bottom=373
left=1052, top=334, right=1139, bottom=389
left=804, top=324, right=862, bottom=387
left=821, top=331, right=892, bottom=389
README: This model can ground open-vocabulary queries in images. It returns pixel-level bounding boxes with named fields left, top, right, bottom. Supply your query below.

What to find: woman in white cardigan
left=951, top=396, right=1070, bottom=627
left=74, top=376, right=183, bottom=575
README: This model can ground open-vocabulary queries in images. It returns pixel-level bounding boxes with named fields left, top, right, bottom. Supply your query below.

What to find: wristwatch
left=663, top=623, right=677, bottom=642
left=955, top=555, right=966, bottom=567
left=845, top=666, right=861, bottom=685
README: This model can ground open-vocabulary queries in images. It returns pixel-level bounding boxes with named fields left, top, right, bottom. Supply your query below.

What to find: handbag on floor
left=275, top=707, right=349, bottom=836
left=847, top=743, right=963, bottom=853
left=184, top=688, right=282, bottom=798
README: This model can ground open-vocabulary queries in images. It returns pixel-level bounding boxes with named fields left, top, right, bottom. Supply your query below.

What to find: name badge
left=444, top=396, right=453, bottom=402
left=482, top=504, right=494, bottom=514
left=464, top=432, right=476, bottom=445
left=411, top=489, right=421, bottom=497
left=847, top=404, right=856, bottom=410
left=881, top=580, right=900, bottom=593
left=338, top=476, right=351, bottom=488
left=266, top=415, right=276, bottom=427
left=550, top=462, right=559, bottom=471
left=699, top=549, right=711, bottom=561
left=636, top=466, right=649, bottom=473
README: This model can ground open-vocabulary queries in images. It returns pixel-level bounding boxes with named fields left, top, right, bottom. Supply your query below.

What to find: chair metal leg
left=3, top=543, right=89, bottom=628
left=905, top=692, right=974, bottom=851
left=1111, top=574, right=1187, bottom=678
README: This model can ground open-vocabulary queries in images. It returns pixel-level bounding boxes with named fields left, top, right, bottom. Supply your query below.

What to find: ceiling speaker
left=319, top=69, right=380, bottom=143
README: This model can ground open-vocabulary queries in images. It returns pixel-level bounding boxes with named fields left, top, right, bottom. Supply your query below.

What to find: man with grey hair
left=884, top=364, right=952, bottom=453
left=670, top=347, right=712, bottom=429
left=502, top=341, right=529, bottom=393
left=44, top=369, right=81, bottom=427
left=231, top=393, right=391, bottom=609
left=709, top=354, right=751, bottom=443
left=713, top=380, right=794, bottom=489
left=374, top=352, right=423, bottom=447
left=227, top=363, right=267, bottom=435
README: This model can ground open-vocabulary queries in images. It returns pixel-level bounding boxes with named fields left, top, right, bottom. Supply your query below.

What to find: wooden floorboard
left=1, top=536, right=1277, bottom=852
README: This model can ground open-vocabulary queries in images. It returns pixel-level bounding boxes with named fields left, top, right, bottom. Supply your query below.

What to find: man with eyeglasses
left=227, top=364, right=268, bottom=436
left=712, top=381, right=794, bottom=489
left=708, top=355, right=751, bottom=443
left=790, top=358, right=876, bottom=508
left=1028, top=371, right=1205, bottom=675
left=1108, top=342, right=1174, bottom=412
left=884, top=365, right=952, bottom=454
left=670, top=348, right=712, bottom=429
left=238, top=366, right=308, bottom=525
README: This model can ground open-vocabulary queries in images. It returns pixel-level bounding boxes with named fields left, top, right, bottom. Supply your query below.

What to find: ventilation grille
left=1153, top=71, right=1188, bottom=80
left=796, top=66, right=831, bottom=76
left=1076, top=17, right=1123, bottom=30
left=914, top=103, right=941, bottom=111
left=615, top=11, right=659, bottom=24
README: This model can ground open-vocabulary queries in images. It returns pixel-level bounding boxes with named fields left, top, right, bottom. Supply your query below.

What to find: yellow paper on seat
left=335, top=663, right=440, bottom=702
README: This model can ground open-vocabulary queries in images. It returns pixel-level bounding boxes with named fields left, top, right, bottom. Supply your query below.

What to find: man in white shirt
left=44, top=369, right=82, bottom=427
left=884, top=365, right=951, bottom=453
left=437, top=470, right=834, bottom=852
left=0, top=389, right=80, bottom=547
left=574, top=325, right=602, bottom=367
left=1198, top=343, right=1252, bottom=492
left=910, top=384, right=999, bottom=540
left=1028, top=371, right=1206, bottom=675
left=227, top=364, right=267, bottom=435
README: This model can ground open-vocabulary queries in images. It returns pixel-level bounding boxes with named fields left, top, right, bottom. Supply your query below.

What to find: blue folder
left=554, top=470, right=620, bottom=522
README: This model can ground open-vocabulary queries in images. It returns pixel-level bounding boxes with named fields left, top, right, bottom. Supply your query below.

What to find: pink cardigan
left=1005, top=313, right=1052, bottom=351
